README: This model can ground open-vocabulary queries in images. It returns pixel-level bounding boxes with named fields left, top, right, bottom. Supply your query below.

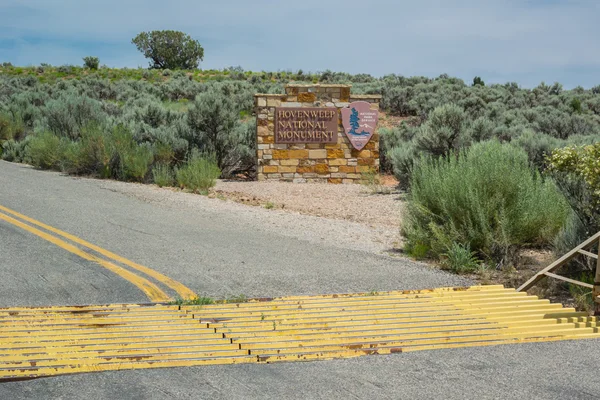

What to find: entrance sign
left=255, top=85, right=382, bottom=184
left=275, top=107, right=338, bottom=144
left=341, top=101, right=379, bottom=151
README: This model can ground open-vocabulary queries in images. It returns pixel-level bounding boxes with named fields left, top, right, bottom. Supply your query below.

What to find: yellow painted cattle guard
left=0, top=285, right=598, bottom=380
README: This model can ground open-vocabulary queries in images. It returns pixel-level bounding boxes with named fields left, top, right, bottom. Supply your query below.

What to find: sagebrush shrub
left=3, top=66, right=600, bottom=189
left=152, top=163, right=174, bottom=187
left=379, top=122, right=418, bottom=173
left=72, top=125, right=111, bottom=177
left=106, top=125, right=153, bottom=182
left=467, top=117, right=495, bottom=142
left=512, top=130, right=560, bottom=168
left=57, top=65, right=73, bottom=74
left=186, top=91, right=252, bottom=176
left=388, top=144, right=417, bottom=188
left=44, top=93, right=105, bottom=140
left=403, top=140, right=570, bottom=266
left=0, top=111, right=28, bottom=141
left=1, top=137, right=31, bottom=162
left=26, top=131, right=63, bottom=170
left=122, top=144, right=153, bottom=182
left=176, top=152, right=220, bottom=193
left=388, top=104, right=470, bottom=184
left=0, top=113, right=11, bottom=140
left=414, top=104, right=469, bottom=156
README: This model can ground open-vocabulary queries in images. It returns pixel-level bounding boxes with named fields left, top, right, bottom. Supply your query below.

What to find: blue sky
left=0, top=0, right=598, bottom=88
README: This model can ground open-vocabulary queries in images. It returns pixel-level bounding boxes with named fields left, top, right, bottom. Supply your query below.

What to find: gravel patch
left=99, top=179, right=404, bottom=255
left=214, top=179, right=405, bottom=228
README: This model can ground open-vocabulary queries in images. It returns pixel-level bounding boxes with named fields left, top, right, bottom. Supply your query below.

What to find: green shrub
left=71, top=125, right=111, bottom=177
left=547, top=143, right=600, bottom=201
left=406, top=241, right=429, bottom=259
left=107, top=125, right=153, bottom=182
left=26, top=132, right=63, bottom=169
left=152, top=141, right=175, bottom=164
left=472, top=76, right=485, bottom=87
left=570, top=97, right=582, bottom=114
left=380, top=122, right=418, bottom=173
left=122, top=144, right=153, bottom=182
left=83, top=57, right=100, bottom=70
left=568, top=272, right=595, bottom=312
left=467, top=117, right=495, bottom=142
left=388, top=143, right=418, bottom=188
left=547, top=144, right=600, bottom=250
left=387, top=104, right=470, bottom=186
left=176, top=152, right=220, bottom=194
left=44, top=93, right=105, bottom=140
left=512, top=130, right=560, bottom=168
left=1, top=137, right=31, bottom=162
left=0, top=113, right=12, bottom=140
left=414, top=104, right=469, bottom=157
left=441, top=242, right=481, bottom=273
left=186, top=91, right=253, bottom=176
left=0, top=113, right=27, bottom=142
left=170, top=296, right=214, bottom=306
left=152, top=163, right=174, bottom=187
left=403, top=140, right=570, bottom=266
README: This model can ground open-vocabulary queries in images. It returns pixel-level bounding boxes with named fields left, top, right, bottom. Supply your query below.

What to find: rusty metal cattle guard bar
left=518, top=231, right=600, bottom=314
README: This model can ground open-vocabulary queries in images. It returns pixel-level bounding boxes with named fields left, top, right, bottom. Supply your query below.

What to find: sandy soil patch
left=212, top=177, right=405, bottom=229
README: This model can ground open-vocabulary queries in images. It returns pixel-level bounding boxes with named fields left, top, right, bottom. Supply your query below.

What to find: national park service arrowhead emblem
left=341, top=101, right=379, bottom=151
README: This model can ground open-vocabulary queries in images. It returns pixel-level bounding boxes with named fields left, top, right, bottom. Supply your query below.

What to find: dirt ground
left=212, top=176, right=404, bottom=228
left=209, top=177, right=586, bottom=310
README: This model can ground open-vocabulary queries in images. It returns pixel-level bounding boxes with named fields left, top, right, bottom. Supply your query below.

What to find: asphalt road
left=1, top=160, right=599, bottom=399
left=0, top=160, right=469, bottom=304
left=3, top=339, right=600, bottom=400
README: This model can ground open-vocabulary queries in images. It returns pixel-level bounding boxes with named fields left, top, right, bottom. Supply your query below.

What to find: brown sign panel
left=275, top=107, right=338, bottom=144
left=341, top=101, right=379, bottom=151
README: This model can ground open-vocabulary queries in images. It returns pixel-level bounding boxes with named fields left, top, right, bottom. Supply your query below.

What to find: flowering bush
left=547, top=143, right=600, bottom=199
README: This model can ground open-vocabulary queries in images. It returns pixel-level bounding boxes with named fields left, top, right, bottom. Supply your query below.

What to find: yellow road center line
left=0, top=211, right=170, bottom=302
left=0, top=204, right=196, bottom=300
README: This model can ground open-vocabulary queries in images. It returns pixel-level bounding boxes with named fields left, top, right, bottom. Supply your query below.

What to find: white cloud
left=0, top=0, right=598, bottom=87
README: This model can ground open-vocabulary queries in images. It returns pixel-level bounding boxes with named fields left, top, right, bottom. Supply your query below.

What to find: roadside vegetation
left=404, top=140, right=570, bottom=267
left=1, top=54, right=599, bottom=303
left=168, top=294, right=249, bottom=306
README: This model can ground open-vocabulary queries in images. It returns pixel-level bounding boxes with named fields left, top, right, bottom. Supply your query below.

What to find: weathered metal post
left=594, top=239, right=600, bottom=316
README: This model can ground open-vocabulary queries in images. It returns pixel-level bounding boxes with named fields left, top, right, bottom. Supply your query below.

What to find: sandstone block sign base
left=254, top=84, right=381, bottom=184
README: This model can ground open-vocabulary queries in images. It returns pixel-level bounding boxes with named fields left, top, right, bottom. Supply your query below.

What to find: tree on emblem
left=348, top=107, right=369, bottom=136
left=349, top=108, right=360, bottom=135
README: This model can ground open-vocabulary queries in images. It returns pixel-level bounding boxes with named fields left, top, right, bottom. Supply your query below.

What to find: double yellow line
left=0, top=204, right=196, bottom=302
